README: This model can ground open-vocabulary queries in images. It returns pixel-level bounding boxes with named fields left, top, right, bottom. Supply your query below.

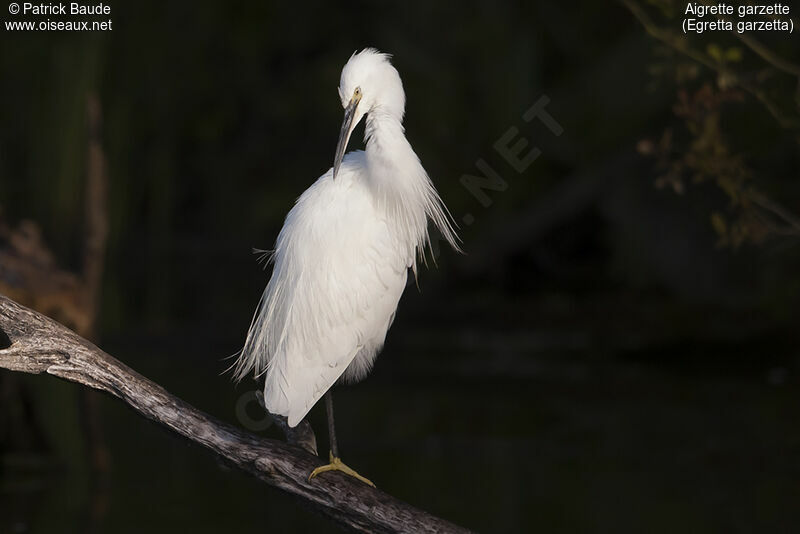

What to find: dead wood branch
left=0, top=294, right=473, bottom=534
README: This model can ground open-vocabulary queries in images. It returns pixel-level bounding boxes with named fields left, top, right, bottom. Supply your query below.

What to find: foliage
left=626, top=0, right=800, bottom=247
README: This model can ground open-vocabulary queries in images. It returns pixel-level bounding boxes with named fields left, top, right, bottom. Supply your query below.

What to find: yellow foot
left=308, top=452, right=376, bottom=487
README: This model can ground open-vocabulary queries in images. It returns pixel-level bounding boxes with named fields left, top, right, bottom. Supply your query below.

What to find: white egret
left=233, top=48, right=459, bottom=486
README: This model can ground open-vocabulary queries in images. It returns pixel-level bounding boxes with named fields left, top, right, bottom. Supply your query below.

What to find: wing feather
left=235, top=152, right=408, bottom=426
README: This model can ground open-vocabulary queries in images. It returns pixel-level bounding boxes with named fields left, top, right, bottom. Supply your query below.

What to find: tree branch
left=619, top=0, right=800, bottom=130
left=0, top=294, right=472, bottom=534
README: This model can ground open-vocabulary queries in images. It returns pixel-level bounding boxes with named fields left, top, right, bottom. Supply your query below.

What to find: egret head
left=334, top=48, right=405, bottom=178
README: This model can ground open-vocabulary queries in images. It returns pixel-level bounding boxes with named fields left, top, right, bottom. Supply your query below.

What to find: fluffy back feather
left=363, top=113, right=461, bottom=276
left=232, top=48, right=460, bottom=394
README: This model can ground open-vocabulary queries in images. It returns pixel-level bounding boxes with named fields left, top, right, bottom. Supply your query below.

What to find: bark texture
left=0, top=294, right=473, bottom=534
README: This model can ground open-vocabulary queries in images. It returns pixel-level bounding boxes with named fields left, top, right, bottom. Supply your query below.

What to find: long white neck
left=363, top=112, right=460, bottom=270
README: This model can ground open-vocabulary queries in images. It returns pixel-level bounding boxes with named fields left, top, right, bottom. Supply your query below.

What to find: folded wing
left=237, top=154, right=409, bottom=427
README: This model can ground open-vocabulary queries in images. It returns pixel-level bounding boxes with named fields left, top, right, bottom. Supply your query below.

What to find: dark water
left=2, top=308, right=799, bottom=534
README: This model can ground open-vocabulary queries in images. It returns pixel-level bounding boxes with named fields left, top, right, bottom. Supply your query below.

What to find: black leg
left=309, top=390, right=374, bottom=486
left=325, top=390, right=339, bottom=458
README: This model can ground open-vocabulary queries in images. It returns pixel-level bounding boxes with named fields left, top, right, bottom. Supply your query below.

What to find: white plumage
left=233, top=49, right=459, bottom=427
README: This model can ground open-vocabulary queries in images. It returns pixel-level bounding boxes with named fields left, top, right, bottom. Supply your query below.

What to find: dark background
left=1, top=1, right=799, bottom=533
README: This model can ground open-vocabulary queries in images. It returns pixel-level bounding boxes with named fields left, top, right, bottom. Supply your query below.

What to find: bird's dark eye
left=354, top=87, right=361, bottom=96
